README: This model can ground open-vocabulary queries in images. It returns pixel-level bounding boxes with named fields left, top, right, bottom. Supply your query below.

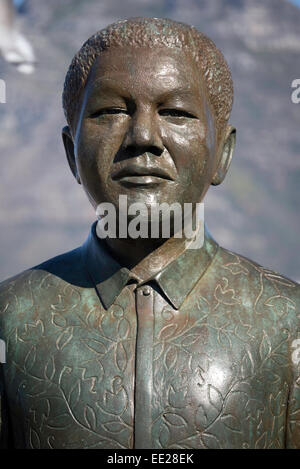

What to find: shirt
left=0, top=222, right=300, bottom=449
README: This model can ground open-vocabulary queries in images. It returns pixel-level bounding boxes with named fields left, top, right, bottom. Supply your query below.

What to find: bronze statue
left=0, top=17, right=299, bottom=449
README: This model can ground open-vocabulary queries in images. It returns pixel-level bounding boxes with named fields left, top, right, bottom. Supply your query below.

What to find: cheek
left=75, top=120, right=125, bottom=176
left=162, top=121, right=211, bottom=173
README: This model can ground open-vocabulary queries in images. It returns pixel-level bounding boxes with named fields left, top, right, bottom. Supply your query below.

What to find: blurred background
left=0, top=0, right=299, bottom=282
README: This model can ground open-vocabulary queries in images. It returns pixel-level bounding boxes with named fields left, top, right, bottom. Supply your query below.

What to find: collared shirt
left=82, top=223, right=218, bottom=448
left=0, top=223, right=300, bottom=449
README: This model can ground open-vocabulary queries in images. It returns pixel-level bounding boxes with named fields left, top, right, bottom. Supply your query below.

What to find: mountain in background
left=0, top=0, right=299, bottom=281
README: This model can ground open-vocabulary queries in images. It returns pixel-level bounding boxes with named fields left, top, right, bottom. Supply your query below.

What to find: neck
left=106, top=236, right=186, bottom=281
left=105, top=215, right=202, bottom=280
left=106, top=236, right=191, bottom=280
left=105, top=236, right=165, bottom=270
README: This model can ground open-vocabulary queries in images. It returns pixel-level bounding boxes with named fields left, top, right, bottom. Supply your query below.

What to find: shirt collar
left=82, top=222, right=219, bottom=310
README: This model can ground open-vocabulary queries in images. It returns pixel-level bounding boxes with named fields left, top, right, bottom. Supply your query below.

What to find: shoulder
left=215, top=245, right=299, bottom=289
left=212, top=245, right=300, bottom=321
left=0, top=246, right=89, bottom=316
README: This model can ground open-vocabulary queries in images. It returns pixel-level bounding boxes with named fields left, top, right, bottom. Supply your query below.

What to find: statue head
left=62, top=17, right=236, bottom=224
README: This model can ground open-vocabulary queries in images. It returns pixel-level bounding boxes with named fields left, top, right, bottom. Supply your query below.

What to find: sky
left=10, top=0, right=300, bottom=8
left=12, top=0, right=300, bottom=10
left=289, top=0, right=300, bottom=6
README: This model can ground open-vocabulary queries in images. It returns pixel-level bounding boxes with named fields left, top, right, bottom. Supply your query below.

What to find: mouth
left=111, top=165, right=174, bottom=186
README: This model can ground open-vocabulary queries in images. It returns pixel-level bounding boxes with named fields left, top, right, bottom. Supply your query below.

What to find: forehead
left=85, top=46, right=204, bottom=100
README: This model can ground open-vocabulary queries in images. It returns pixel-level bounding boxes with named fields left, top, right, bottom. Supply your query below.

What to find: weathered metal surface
left=0, top=17, right=299, bottom=448
left=0, top=225, right=299, bottom=448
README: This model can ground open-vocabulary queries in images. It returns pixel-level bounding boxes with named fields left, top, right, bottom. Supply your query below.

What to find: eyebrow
left=87, top=78, right=200, bottom=102
left=156, top=88, right=200, bottom=102
left=88, top=77, right=129, bottom=92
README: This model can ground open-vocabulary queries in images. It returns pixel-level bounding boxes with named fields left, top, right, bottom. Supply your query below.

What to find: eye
left=90, top=108, right=129, bottom=118
left=159, top=109, right=197, bottom=119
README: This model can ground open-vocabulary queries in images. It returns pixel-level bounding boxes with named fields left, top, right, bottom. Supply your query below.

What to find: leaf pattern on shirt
left=0, top=247, right=299, bottom=449
left=152, top=251, right=300, bottom=449
left=0, top=276, right=137, bottom=449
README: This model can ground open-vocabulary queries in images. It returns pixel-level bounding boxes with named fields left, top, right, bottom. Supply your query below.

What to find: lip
left=115, top=175, right=171, bottom=186
left=111, top=164, right=174, bottom=185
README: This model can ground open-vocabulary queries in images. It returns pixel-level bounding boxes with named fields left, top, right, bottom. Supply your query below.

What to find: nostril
left=148, top=146, right=163, bottom=157
left=125, top=145, right=163, bottom=157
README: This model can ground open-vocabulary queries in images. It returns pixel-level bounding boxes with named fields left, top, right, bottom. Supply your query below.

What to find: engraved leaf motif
left=24, top=345, right=36, bottom=371
left=165, top=345, right=177, bottom=370
left=264, top=273, right=296, bottom=288
left=241, top=350, right=254, bottom=379
left=255, top=431, right=267, bottom=449
left=224, top=262, right=249, bottom=276
left=163, top=412, right=187, bottom=427
left=162, top=308, right=174, bottom=321
left=84, top=405, right=97, bottom=431
left=218, top=330, right=232, bottom=349
left=234, top=322, right=251, bottom=341
left=221, top=414, right=241, bottom=432
left=168, top=385, right=188, bottom=409
left=101, top=313, right=119, bottom=337
left=201, top=432, right=221, bottom=449
left=22, top=320, right=44, bottom=341
left=181, top=334, right=200, bottom=347
left=289, top=409, right=300, bottom=420
left=31, top=399, right=50, bottom=428
left=68, top=379, right=81, bottom=409
left=180, top=434, right=203, bottom=449
left=196, top=295, right=210, bottom=318
left=117, top=318, right=130, bottom=339
left=111, top=306, right=124, bottom=319
left=56, top=326, right=73, bottom=351
left=44, top=355, right=55, bottom=381
left=264, top=370, right=280, bottom=384
left=224, top=390, right=249, bottom=416
left=103, top=421, right=126, bottom=433
left=51, top=311, right=67, bottom=328
left=102, top=387, right=127, bottom=415
left=153, top=342, right=164, bottom=361
left=215, top=280, right=239, bottom=306
left=259, top=333, right=272, bottom=360
left=51, top=295, right=66, bottom=311
left=245, top=399, right=265, bottom=420
left=191, top=353, right=211, bottom=374
left=270, top=354, right=287, bottom=366
left=269, top=390, right=285, bottom=416
left=47, top=413, right=72, bottom=429
left=196, top=366, right=205, bottom=386
left=158, top=422, right=170, bottom=448
left=82, top=338, right=108, bottom=355
left=112, top=376, right=123, bottom=394
left=47, top=435, right=55, bottom=449
left=28, top=381, right=48, bottom=397
left=265, top=296, right=295, bottom=319
left=158, top=323, right=178, bottom=340
left=86, top=307, right=100, bottom=328
left=116, top=342, right=127, bottom=372
left=29, top=428, right=41, bottom=449
left=58, top=365, right=72, bottom=387
left=208, top=384, right=223, bottom=413
left=195, top=405, right=209, bottom=429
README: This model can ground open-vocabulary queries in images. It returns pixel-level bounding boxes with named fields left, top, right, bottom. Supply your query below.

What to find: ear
left=211, top=125, right=236, bottom=186
left=62, top=126, right=81, bottom=184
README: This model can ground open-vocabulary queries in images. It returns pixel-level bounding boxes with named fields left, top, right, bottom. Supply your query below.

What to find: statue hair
left=62, top=17, right=233, bottom=135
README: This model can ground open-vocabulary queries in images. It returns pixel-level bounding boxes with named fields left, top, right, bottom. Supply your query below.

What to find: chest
left=3, top=284, right=291, bottom=449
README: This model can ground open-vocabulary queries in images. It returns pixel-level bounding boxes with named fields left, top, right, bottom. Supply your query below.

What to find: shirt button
left=142, top=286, right=151, bottom=296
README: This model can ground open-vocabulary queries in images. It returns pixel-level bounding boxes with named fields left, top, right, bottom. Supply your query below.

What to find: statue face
left=66, top=46, right=221, bottom=214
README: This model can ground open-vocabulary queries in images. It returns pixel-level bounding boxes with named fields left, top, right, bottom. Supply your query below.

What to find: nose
left=123, top=107, right=164, bottom=156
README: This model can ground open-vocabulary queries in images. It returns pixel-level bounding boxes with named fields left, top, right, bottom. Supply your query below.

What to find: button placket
left=134, top=285, right=154, bottom=449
